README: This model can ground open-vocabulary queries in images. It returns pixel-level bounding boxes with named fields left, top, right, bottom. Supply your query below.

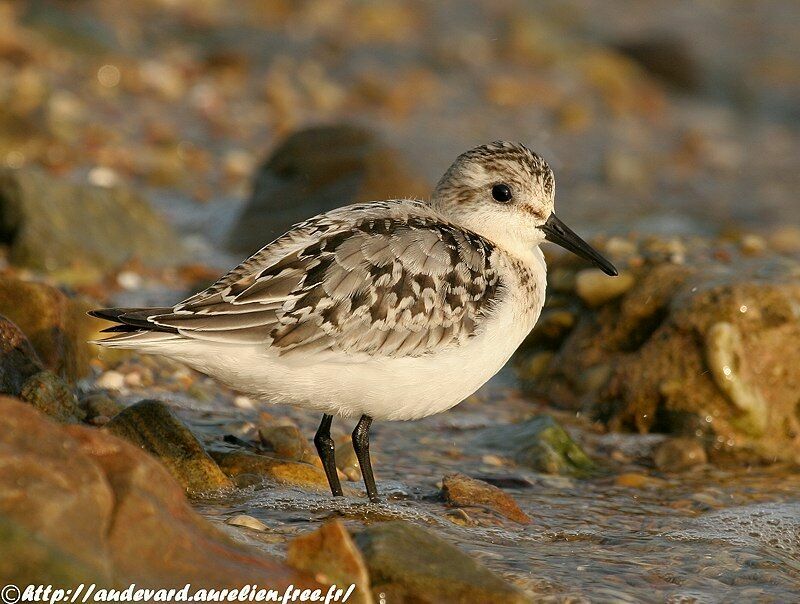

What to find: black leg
left=352, top=415, right=379, bottom=503
left=314, top=414, right=343, bottom=497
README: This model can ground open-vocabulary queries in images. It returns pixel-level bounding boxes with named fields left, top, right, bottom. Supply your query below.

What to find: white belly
left=157, top=283, right=543, bottom=421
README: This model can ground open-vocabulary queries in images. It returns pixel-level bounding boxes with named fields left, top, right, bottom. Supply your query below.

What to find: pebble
left=444, top=508, right=475, bottom=527
left=441, top=473, right=531, bottom=524
left=96, top=370, right=125, bottom=391
left=258, top=425, right=313, bottom=461
left=335, top=438, right=362, bottom=482
left=79, top=393, right=124, bottom=421
left=226, top=514, right=268, bottom=532
left=575, top=269, right=635, bottom=307
left=739, top=234, right=767, bottom=255
left=614, top=472, right=667, bottom=489
left=476, top=415, right=595, bottom=476
left=233, top=395, right=255, bottom=410
left=653, top=437, right=707, bottom=472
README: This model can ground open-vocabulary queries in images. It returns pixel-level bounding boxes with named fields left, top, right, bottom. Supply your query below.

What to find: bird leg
left=314, top=414, right=343, bottom=497
left=352, top=414, right=379, bottom=503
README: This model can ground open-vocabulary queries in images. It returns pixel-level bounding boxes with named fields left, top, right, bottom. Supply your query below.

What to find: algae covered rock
left=105, top=399, right=232, bottom=494
left=0, top=314, right=44, bottom=395
left=19, top=370, right=85, bottom=423
left=352, top=521, right=530, bottom=604
left=520, top=236, right=800, bottom=463
left=476, top=415, right=595, bottom=476
left=0, top=166, right=184, bottom=275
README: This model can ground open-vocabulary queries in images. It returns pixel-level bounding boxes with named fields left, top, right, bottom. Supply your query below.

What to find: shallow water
left=120, top=369, right=800, bottom=603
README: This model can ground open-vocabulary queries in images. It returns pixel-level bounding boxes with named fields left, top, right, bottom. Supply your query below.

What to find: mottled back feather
left=141, top=201, right=503, bottom=359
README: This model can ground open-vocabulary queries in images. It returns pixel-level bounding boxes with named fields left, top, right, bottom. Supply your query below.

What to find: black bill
left=540, top=213, right=618, bottom=276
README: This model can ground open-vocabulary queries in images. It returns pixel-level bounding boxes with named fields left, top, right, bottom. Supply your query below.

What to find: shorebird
left=91, top=141, right=617, bottom=503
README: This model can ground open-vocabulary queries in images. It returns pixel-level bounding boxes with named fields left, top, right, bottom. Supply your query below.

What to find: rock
left=79, top=393, right=124, bottom=422
left=0, top=513, right=109, bottom=585
left=0, top=167, right=185, bottom=275
left=287, top=520, right=373, bottom=604
left=575, top=269, right=635, bottom=307
left=0, top=314, right=44, bottom=395
left=704, top=322, right=767, bottom=435
left=522, top=238, right=800, bottom=463
left=0, top=397, right=320, bottom=589
left=259, top=425, right=314, bottom=462
left=440, top=473, right=530, bottom=524
left=523, top=310, right=576, bottom=348
left=227, top=125, right=428, bottom=253
left=335, top=438, right=362, bottom=482
left=614, top=472, right=668, bottom=489
left=653, top=437, right=708, bottom=472
left=19, top=370, right=84, bottom=422
left=768, top=226, right=800, bottom=254
left=212, top=450, right=330, bottom=491
left=0, top=276, right=101, bottom=382
left=476, top=415, right=595, bottom=476
left=226, top=514, right=268, bottom=532
left=0, top=396, right=115, bottom=581
left=105, top=399, right=232, bottom=494
left=516, top=351, right=554, bottom=381
left=614, top=36, right=700, bottom=91
left=352, top=521, right=530, bottom=604
left=95, top=370, right=125, bottom=391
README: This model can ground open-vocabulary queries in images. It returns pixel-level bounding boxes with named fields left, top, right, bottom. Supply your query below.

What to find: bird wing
left=110, top=201, right=502, bottom=360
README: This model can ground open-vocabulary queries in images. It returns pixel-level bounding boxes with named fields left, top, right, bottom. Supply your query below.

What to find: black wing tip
left=88, top=307, right=179, bottom=335
left=88, top=308, right=126, bottom=321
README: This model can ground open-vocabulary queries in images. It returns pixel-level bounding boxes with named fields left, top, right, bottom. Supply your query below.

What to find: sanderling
left=90, top=141, right=617, bottom=502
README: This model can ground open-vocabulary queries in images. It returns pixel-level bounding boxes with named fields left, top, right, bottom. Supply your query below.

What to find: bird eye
left=491, top=183, right=513, bottom=203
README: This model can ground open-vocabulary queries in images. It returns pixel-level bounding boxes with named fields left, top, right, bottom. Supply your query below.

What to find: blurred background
left=2, top=0, right=798, bottom=249
left=1, top=1, right=799, bottom=600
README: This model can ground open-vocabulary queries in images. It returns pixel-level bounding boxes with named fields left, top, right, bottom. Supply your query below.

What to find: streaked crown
left=430, top=141, right=556, bottom=254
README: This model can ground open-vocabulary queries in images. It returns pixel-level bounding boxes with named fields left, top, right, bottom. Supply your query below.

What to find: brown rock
left=227, top=125, right=429, bottom=253
left=66, top=425, right=315, bottom=588
left=105, top=399, right=232, bottom=494
left=0, top=276, right=101, bottom=382
left=287, top=520, right=373, bottom=604
left=653, top=437, right=708, bottom=472
left=335, top=438, right=362, bottom=482
left=0, top=396, right=114, bottom=580
left=19, top=370, right=84, bottom=422
left=212, top=450, right=330, bottom=492
left=525, top=242, right=800, bottom=463
left=0, top=396, right=320, bottom=589
left=0, top=166, right=184, bottom=275
left=352, top=521, right=530, bottom=604
left=441, top=473, right=530, bottom=525
left=259, top=425, right=314, bottom=461
left=79, top=393, right=124, bottom=422
left=0, top=314, right=44, bottom=395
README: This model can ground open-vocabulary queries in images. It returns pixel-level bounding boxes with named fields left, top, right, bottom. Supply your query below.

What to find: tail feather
left=88, top=307, right=178, bottom=334
left=89, top=306, right=184, bottom=349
